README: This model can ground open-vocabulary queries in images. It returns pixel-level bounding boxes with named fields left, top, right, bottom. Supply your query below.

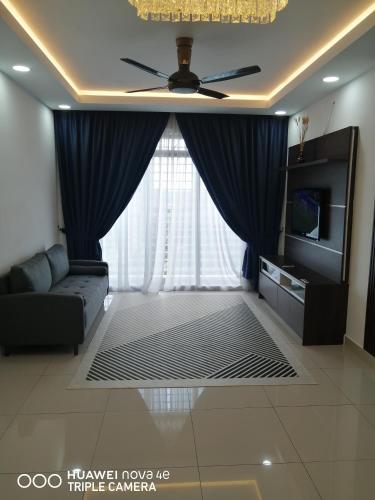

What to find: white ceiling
left=0, top=0, right=374, bottom=113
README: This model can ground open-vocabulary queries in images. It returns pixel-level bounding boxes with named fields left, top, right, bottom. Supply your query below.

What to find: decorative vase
left=294, top=115, right=309, bottom=164
left=297, top=143, right=305, bottom=163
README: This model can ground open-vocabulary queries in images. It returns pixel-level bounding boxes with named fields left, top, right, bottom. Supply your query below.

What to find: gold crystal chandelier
left=128, top=0, right=289, bottom=24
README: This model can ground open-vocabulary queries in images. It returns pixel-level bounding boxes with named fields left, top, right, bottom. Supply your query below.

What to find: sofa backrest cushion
left=10, top=253, right=52, bottom=293
left=45, top=244, right=69, bottom=285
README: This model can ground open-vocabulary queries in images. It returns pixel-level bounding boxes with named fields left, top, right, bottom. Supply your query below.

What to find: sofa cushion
left=10, top=253, right=52, bottom=293
left=51, top=274, right=109, bottom=330
left=50, top=275, right=108, bottom=332
left=50, top=275, right=107, bottom=306
left=69, top=265, right=107, bottom=276
left=46, top=244, right=69, bottom=285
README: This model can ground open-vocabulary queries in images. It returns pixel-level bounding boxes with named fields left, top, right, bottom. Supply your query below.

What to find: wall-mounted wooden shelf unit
left=281, top=158, right=343, bottom=171
left=259, top=126, right=358, bottom=345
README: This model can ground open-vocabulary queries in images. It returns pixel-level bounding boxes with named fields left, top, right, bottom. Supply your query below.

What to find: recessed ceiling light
left=262, top=459, right=272, bottom=466
left=323, top=76, right=340, bottom=83
left=58, top=104, right=71, bottom=110
left=12, top=65, right=30, bottom=72
left=275, top=110, right=287, bottom=116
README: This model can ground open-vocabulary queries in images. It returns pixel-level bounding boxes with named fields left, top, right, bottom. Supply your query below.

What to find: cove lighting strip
left=1, top=0, right=79, bottom=94
left=1, top=0, right=375, bottom=104
left=269, top=2, right=375, bottom=99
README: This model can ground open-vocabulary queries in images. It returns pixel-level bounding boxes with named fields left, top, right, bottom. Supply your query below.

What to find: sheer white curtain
left=101, top=115, right=245, bottom=292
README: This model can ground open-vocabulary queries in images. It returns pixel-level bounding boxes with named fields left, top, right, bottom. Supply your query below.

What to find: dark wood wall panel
left=285, top=236, right=343, bottom=282
left=288, top=127, right=352, bottom=164
left=285, top=126, right=358, bottom=283
left=287, top=163, right=347, bottom=206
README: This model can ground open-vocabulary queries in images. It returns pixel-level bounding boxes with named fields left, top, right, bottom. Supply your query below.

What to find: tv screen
left=292, top=188, right=322, bottom=240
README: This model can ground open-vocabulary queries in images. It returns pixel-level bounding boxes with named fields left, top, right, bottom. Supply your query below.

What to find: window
left=101, top=116, right=245, bottom=292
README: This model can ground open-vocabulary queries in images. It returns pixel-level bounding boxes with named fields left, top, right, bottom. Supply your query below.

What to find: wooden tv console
left=259, top=255, right=348, bottom=345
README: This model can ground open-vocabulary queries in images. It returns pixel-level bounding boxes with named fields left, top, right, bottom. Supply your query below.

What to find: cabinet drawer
left=289, top=299, right=305, bottom=338
left=277, top=286, right=305, bottom=339
left=277, top=286, right=291, bottom=325
left=259, top=273, right=278, bottom=310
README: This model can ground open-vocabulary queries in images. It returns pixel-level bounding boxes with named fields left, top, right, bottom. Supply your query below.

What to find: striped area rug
left=70, top=293, right=314, bottom=388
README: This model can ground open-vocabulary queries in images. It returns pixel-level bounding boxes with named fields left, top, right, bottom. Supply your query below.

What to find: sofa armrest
left=69, top=260, right=108, bottom=270
left=0, top=292, right=85, bottom=345
left=69, top=265, right=108, bottom=276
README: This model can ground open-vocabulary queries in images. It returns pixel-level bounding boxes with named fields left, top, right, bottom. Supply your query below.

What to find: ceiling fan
left=121, top=37, right=261, bottom=99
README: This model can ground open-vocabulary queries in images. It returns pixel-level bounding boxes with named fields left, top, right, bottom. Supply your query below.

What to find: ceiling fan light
left=128, top=0, right=289, bottom=24
left=170, top=87, right=197, bottom=94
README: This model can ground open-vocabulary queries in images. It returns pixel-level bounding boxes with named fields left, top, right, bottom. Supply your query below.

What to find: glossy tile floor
left=0, top=292, right=375, bottom=499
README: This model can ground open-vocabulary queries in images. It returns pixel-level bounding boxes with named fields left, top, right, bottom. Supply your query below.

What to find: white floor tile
left=0, top=413, right=103, bottom=473
left=92, top=411, right=197, bottom=469
left=45, top=354, right=85, bottom=375
left=357, top=405, right=375, bottom=428
left=200, top=463, right=320, bottom=500
left=0, top=415, right=13, bottom=438
left=192, top=407, right=299, bottom=466
left=277, top=405, right=375, bottom=461
left=281, top=344, right=319, bottom=369
left=0, top=354, right=51, bottom=375
left=20, top=375, right=109, bottom=414
left=0, top=374, right=40, bottom=415
left=265, top=369, right=350, bottom=406
left=107, top=388, right=190, bottom=412
left=302, top=346, right=372, bottom=369
left=306, top=460, right=375, bottom=500
left=324, top=368, right=375, bottom=404
left=188, top=386, right=271, bottom=410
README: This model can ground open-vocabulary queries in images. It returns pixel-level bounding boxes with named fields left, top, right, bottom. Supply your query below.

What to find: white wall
left=288, top=68, right=375, bottom=348
left=0, top=72, right=58, bottom=274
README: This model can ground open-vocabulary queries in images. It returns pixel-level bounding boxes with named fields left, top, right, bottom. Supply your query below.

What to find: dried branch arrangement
left=295, top=115, right=310, bottom=162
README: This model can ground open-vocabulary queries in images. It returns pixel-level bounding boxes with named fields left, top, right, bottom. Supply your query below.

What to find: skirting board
left=345, top=337, right=375, bottom=368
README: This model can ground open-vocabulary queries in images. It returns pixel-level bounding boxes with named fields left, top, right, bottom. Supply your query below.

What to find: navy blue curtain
left=176, top=113, right=288, bottom=289
left=54, top=111, right=169, bottom=260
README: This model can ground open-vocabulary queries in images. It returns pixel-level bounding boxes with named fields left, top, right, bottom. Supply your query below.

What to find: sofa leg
left=3, top=346, right=10, bottom=357
left=73, top=344, right=79, bottom=356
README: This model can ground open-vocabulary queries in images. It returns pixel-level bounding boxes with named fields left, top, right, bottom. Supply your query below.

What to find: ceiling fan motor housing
left=168, top=71, right=200, bottom=93
left=168, top=37, right=200, bottom=94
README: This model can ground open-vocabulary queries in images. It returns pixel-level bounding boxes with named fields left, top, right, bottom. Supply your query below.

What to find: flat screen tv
left=291, top=188, right=322, bottom=241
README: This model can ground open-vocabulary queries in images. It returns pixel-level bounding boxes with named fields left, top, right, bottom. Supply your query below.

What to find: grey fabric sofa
left=0, top=244, right=109, bottom=356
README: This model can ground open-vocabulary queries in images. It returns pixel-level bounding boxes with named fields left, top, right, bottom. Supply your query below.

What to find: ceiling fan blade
left=121, top=58, right=169, bottom=79
left=198, top=88, right=229, bottom=99
left=126, top=86, right=168, bottom=94
left=201, top=65, right=261, bottom=84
